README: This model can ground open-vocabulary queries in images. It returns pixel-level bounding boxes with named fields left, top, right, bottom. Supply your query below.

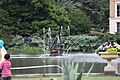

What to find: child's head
left=4, top=54, right=10, bottom=60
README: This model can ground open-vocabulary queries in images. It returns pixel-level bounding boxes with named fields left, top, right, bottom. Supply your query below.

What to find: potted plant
left=96, top=42, right=120, bottom=75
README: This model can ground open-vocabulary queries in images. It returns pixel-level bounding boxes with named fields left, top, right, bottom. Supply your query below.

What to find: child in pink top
left=0, top=54, right=12, bottom=80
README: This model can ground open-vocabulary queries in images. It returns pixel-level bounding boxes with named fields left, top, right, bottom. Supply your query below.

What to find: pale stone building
left=109, top=0, right=120, bottom=33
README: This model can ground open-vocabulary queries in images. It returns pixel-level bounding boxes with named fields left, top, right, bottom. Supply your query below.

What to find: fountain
left=40, top=26, right=109, bottom=78
left=9, top=27, right=120, bottom=79
left=43, top=26, right=67, bottom=56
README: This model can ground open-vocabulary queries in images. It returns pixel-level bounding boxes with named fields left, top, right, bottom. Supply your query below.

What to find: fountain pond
left=11, top=53, right=107, bottom=76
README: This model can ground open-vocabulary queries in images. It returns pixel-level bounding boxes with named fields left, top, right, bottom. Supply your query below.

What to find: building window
left=117, top=3, right=120, bottom=17
left=117, top=22, right=120, bottom=32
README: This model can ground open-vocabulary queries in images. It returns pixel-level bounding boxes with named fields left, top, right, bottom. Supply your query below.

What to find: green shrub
left=64, top=35, right=99, bottom=53
left=98, top=33, right=120, bottom=44
left=8, top=47, right=43, bottom=54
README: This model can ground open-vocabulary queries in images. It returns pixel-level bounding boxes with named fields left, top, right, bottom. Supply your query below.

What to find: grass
left=13, top=76, right=120, bottom=80
left=82, top=76, right=120, bottom=80
left=13, top=77, right=63, bottom=80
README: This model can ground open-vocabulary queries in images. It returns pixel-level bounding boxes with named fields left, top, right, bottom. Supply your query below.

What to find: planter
left=99, top=52, right=120, bottom=75
left=99, top=52, right=119, bottom=75
left=99, top=52, right=119, bottom=59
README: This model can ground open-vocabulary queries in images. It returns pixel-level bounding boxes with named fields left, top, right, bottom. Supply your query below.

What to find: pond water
left=11, top=53, right=107, bottom=75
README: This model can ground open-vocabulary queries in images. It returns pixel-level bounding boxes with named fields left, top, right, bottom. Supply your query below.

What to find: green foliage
left=68, top=9, right=92, bottom=34
left=8, top=47, right=43, bottom=54
left=0, top=0, right=109, bottom=36
left=0, top=8, right=14, bottom=33
left=65, top=35, right=99, bottom=52
left=74, top=0, right=109, bottom=31
left=98, top=33, right=120, bottom=44
left=0, top=0, right=70, bottom=36
left=31, top=0, right=70, bottom=35
left=0, top=0, right=112, bottom=54
left=62, top=61, right=79, bottom=80
left=55, top=0, right=76, bottom=10
left=113, top=33, right=120, bottom=44
left=63, top=33, right=120, bottom=53
left=5, top=34, right=44, bottom=54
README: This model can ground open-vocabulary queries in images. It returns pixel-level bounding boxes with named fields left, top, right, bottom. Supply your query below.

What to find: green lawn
left=13, top=76, right=120, bottom=80
left=82, top=76, right=120, bottom=80
left=13, top=77, right=63, bottom=80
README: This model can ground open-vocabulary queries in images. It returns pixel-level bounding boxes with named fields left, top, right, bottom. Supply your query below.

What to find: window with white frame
left=117, top=3, right=120, bottom=17
left=117, top=22, right=120, bottom=32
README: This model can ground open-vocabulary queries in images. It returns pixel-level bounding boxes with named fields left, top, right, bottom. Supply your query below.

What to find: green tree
left=68, top=9, right=92, bottom=34
left=0, top=0, right=70, bottom=36
left=73, top=0, right=109, bottom=32
left=31, top=0, right=70, bottom=35
left=1, top=0, right=33, bottom=34
left=55, top=0, right=76, bottom=11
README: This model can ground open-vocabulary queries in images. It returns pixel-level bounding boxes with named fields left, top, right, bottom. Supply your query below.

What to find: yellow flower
left=106, top=47, right=118, bottom=54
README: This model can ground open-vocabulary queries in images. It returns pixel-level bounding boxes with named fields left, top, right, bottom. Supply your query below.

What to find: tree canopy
left=0, top=0, right=109, bottom=37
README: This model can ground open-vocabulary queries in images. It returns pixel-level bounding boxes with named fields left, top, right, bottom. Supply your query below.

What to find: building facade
left=109, top=0, right=120, bottom=33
